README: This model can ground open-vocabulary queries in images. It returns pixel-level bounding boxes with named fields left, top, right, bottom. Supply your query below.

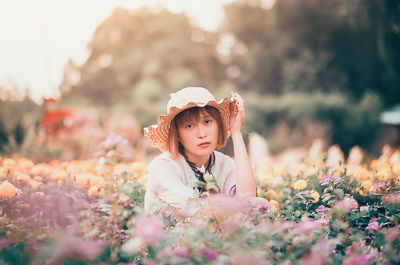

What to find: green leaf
left=334, top=189, right=344, bottom=198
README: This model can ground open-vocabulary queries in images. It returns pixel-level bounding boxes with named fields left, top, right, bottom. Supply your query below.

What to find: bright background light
left=0, top=0, right=236, bottom=103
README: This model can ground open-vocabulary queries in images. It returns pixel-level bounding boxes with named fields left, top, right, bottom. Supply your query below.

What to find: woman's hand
left=229, top=92, right=257, bottom=197
left=229, top=92, right=245, bottom=136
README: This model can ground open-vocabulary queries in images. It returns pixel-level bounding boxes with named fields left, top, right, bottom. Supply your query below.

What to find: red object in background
left=39, top=97, right=75, bottom=136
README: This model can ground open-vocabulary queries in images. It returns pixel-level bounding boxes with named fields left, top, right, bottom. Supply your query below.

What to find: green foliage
left=223, top=0, right=400, bottom=106
left=244, top=91, right=382, bottom=154
left=0, top=97, right=40, bottom=155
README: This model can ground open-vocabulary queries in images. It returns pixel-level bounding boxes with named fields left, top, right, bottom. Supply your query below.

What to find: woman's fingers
left=234, top=92, right=244, bottom=105
left=231, top=92, right=244, bottom=111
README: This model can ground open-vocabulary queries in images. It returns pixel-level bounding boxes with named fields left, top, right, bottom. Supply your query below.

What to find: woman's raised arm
left=230, top=92, right=257, bottom=197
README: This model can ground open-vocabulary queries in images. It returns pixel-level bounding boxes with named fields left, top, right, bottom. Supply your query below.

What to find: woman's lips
left=198, top=142, right=211, bottom=148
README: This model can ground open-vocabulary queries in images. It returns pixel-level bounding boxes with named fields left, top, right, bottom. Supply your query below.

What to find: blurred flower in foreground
left=231, top=250, right=265, bottom=265
left=300, top=252, right=325, bottom=265
left=0, top=180, right=22, bottom=199
left=173, top=246, right=188, bottom=259
left=47, top=233, right=105, bottom=265
left=383, top=227, right=400, bottom=242
left=134, top=215, right=164, bottom=246
left=343, top=254, right=373, bottom=265
left=201, top=249, right=218, bottom=261
left=383, top=193, right=400, bottom=204
left=336, top=197, right=358, bottom=212
left=297, top=218, right=328, bottom=234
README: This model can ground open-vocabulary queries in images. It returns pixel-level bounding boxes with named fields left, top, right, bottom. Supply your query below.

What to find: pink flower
left=161, top=210, right=172, bottom=217
left=221, top=220, right=238, bottom=233
left=174, top=246, right=188, bottom=258
left=297, top=219, right=323, bottom=233
left=300, top=253, right=324, bottom=265
left=192, top=219, right=205, bottom=229
left=384, top=227, right=400, bottom=242
left=101, top=132, right=125, bottom=149
left=373, top=182, right=386, bottom=191
left=134, top=215, right=164, bottom=245
left=366, top=220, right=380, bottom=231
left=279, top=221, right=296, bottom=232
left=343, top=254, right=369, bottom=265
left=320, top=173, right=331, bottom=185
left=156, top=248, right=173, bottom=259
left=383, top=193, right=400, bottom=204
left=255, top=203, right=272, bottom=213
left=316, top=205, right=329, bottom=212
left=332, top=176, right=344, bottom=184
left=336, top=197, right=358, bottom=212
left=315, top=218, right=329, bottom=226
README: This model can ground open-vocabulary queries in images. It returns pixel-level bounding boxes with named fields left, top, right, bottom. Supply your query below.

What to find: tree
left=221, top=0, right=400, bottom=107
left=61, top=7, right=223, bottom=126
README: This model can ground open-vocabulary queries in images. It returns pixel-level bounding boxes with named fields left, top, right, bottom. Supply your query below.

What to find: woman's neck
left=183, top=152, right=211, bottom=168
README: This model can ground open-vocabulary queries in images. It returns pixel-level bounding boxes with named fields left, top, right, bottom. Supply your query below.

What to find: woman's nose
left=196, top=124, right=207, bottom=138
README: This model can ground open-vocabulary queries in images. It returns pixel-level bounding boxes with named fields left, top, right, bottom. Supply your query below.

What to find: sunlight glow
left=0, top=0, right=274, bottom=103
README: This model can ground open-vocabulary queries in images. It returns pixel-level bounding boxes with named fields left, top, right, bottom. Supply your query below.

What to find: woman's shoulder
left=214, top=151, right=235, bottom=167
left=148, top=151, right=181, bottom=171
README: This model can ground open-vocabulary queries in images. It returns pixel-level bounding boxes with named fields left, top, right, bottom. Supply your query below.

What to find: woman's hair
left=168, top=106, right=227, bottom=159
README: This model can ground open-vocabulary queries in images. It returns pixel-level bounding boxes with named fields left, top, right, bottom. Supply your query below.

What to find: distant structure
left=379, top=103, right=400, bottom=147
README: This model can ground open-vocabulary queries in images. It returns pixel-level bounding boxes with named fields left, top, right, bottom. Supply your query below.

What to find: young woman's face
left=177, top=108, right=219, bottom=161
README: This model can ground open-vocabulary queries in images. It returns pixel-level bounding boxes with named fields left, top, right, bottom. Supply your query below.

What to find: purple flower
left=174, top=246, right=188, bottom=258
left=316, top=205, right=329, bottom=212
left=201, top=249, right=218, bottom=261
left=373, top=182, right=386, bottom=191
left=134, top=215, right=165, bottom=245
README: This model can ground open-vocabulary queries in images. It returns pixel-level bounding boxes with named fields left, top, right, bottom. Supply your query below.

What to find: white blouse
left=144, top=151, right=236, bottom=214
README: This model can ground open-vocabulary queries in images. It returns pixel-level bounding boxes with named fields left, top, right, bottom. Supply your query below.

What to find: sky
left=0, top=0, right=273, bottom=103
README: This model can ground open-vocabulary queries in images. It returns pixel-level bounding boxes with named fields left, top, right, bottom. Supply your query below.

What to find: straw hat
left=144, top=87, right=238, bottom=152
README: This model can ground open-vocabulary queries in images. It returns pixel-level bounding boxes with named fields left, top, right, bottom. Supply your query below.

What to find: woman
left=144, top=87, right=264, bottom=214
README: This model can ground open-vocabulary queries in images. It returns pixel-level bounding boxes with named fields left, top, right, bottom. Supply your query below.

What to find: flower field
left=0, top=145, right=399, bottom=265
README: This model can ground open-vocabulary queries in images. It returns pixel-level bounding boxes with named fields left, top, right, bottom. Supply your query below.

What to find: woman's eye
left=186, top=124, right=193, bottom=129
left=204, top=120, right=212, bottom=124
